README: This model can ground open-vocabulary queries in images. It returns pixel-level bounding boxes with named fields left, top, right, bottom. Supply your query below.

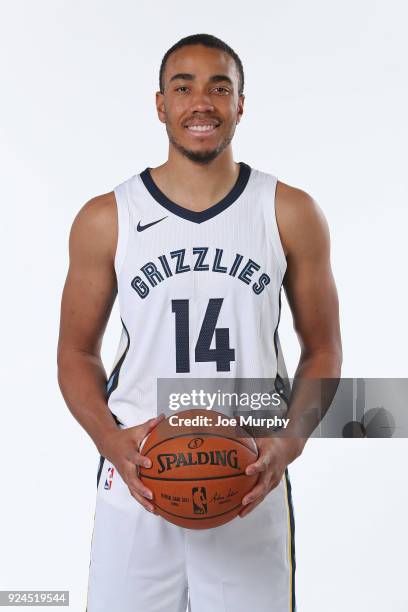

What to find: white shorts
left=86, top=457, right=296, bottom=612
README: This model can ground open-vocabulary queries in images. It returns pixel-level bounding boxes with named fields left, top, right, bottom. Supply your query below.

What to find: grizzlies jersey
left=107, top=161, right=289, bottom=427
left=88, top=162, right=297, bottom=612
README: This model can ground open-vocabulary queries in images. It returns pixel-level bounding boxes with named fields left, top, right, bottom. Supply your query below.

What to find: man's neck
left=149, top=150, right=240, bottom=213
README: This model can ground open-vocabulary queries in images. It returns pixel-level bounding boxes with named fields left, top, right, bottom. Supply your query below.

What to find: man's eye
left=175, top=86, right=189, bottom=93
left=213, top=87, right=230, bottom=94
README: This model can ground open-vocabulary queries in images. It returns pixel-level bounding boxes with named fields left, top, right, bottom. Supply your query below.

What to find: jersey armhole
left=113, top=181, right=130, bottom=278
left=271, top=175, right=287, bottom=279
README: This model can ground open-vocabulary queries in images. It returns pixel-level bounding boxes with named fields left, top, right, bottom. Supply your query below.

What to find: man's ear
left=236, top=94, right=245, bottom=124
left=156, top=91, right=166, bottom=124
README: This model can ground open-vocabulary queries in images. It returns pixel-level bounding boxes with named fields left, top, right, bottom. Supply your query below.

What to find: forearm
left=283, top=350, right=343, bottom=451
left=293, top=349, right=342, bottom=379
left=57, top=349, right=119, bottom=453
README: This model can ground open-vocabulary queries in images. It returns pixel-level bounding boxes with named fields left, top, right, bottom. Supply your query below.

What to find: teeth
left=187, top=125, right=217, bottom=132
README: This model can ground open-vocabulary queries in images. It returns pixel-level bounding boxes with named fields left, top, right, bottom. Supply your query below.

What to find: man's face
left=156, top=45, right=244, bottom=164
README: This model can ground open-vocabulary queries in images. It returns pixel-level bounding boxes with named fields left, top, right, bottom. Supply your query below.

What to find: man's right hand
left=99, top=414, right=165, bottom=514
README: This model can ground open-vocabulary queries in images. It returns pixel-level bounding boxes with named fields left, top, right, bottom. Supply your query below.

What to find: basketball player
left=57, top=34, right=342, bottom=612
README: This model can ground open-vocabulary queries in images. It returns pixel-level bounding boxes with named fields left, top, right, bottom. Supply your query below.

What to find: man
left=57, top=33, right=342, bottom=612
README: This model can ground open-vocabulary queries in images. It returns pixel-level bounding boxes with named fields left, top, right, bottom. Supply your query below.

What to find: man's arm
left=57, top=193, right=119, bottom=448
left=279, top=182, right=342, bottom=379
left=240, top=182, right=342, bottom=517
left=277, top=182, right=343, bottom=440
left=57, top=193, right=161, bottom=513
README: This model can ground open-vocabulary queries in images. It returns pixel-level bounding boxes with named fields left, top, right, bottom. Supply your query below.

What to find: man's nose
left=189, top=90, right=215, bottom=112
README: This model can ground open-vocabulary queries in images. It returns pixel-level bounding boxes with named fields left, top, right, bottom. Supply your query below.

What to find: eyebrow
left=168, top=73, right=234, bottom=86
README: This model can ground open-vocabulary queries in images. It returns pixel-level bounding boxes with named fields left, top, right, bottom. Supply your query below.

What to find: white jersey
left=107, top=161, right=288, bottom=428
left=88, top=162, right=297, bottom=612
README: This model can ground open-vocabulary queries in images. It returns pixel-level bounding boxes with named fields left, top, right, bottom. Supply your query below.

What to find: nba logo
left=104, top=467, right=115, bottom=490
left=192, top=487, right=208, bottom=514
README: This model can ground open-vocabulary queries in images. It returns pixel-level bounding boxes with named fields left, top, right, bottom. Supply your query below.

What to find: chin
left=168, top=128, right=230, bottom=165
left=184, top=149, right=221, bottom=164
left=177, top=142, right=221, bottom=164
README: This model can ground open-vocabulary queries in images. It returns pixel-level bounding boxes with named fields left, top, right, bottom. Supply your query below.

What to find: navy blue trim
left=285, top=468, right=296, bottom=611
left=273, top=284, right=291, bottom=405
left=96, top=319, right=130, bottom=488
left=96, top=455, right=105, bottom=488
left=106, top=318, right=130, bottom=401
left=139, top=162, right=251, bottom=223
left=96, top=412, right=122, bottom=488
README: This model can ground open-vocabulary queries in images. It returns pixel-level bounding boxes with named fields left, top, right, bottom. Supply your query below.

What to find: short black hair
left=159, top=33, right=244, bottom=96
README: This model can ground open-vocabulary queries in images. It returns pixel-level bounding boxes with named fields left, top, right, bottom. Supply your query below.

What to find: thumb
left=139, top=413, right=166, bottom=438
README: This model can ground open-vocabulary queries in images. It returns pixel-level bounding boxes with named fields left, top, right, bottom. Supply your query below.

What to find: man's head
left=156, top=34, right=245, bottom=165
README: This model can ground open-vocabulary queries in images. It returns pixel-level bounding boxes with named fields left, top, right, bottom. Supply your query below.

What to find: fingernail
left=244, top=497, right=252, bottom=505
left=145, top=490, right=153, bottom=499
left=144, top=459, right=151, bottom=468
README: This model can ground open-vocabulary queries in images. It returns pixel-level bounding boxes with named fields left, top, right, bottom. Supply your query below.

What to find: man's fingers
left=245, top=453, right=272, bottom=475
left=140, top=413, right=165, bottom=438
left=123, top=462, right=154, bottom=501
left=128, top=488, right=158, bottom=514
left=122, top=415, right=165, bottom=461
left=242, top=472, right=269, bottom=506
left=239, top=495, right=265, bottom=518
left=243, top=473, right=282, bottom=506
left=126, top=449, right=152, bottom=469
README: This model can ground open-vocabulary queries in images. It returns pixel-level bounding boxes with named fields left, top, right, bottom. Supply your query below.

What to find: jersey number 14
left=172, top=298, right=235, bottom=373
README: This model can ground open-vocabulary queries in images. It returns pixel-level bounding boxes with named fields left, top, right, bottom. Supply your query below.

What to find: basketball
left=139, top=408, right=258, bottom=529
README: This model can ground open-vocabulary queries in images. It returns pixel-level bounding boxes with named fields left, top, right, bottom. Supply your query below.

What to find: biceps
left=284, top=258, right=341, bottom=355
left=58, top=263, right=117, bottom=355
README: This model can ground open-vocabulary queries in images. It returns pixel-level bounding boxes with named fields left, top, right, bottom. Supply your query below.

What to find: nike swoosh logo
left=137, top=216, right=167, bottom=232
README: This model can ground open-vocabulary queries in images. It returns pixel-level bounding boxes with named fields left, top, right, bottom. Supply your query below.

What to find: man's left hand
left=239, top=437, right=304, bottom=518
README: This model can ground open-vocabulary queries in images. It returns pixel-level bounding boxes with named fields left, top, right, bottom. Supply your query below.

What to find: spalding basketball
left=139, top=408, right=258, bottom=529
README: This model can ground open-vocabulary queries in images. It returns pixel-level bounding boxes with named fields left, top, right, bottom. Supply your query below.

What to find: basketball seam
left=142, top=431, right=258, bottom=457
left=139, top=471, right=252, bottom=482
left=153, top=501, right=244, bottom=522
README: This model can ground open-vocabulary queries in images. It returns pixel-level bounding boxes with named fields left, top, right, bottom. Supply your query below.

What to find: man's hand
left=99, top=414, right=165, bottom=514
left=239, top=437, right=304, bottom=518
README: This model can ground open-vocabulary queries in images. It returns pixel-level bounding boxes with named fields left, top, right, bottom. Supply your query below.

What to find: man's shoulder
left=82, top=190, right=117, bottom=215
left=276, top=179, right=317, bottom=216
left=275, top=180, right=329, bottom=258
left=70, top=191, right=117, bottom=261
left=75, top=191, right=117, bottom=230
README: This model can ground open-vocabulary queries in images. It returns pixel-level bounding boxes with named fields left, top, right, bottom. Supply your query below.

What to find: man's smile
left=185, top=124, right=220, bottom=136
